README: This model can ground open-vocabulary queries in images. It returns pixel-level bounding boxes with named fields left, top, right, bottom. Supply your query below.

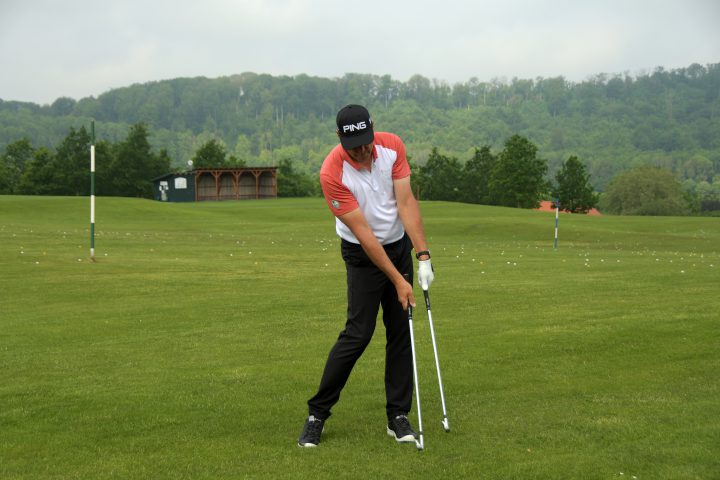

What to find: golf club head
left=415, top=439, right=424, bottom=451
left=442, top=418, right=450, bottom=432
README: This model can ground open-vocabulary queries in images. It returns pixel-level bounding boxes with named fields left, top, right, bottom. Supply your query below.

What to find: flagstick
left=90, top=120, right=96, bottom=262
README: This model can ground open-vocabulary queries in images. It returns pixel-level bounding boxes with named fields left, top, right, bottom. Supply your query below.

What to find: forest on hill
left=1, top=62, right=718, bottom=193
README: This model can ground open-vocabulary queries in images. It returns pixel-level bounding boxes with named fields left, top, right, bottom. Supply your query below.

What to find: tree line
left=411, top=139, right=705, bottom=216
left=1, top=125, right=589, bottom=206
left=0, top=125, right=169, bottom=198
left=413, top=136, right=562, bottom=209
left=0, top=125, right=319, bottom=199
left=8, top=122, right=708, bottom=216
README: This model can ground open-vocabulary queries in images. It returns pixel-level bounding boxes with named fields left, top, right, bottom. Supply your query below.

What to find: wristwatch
left=415, top=250, right=431, bottom=260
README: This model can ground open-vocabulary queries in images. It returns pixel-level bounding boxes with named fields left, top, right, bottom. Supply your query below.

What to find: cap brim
left=340, top=129, right=374, bottom=150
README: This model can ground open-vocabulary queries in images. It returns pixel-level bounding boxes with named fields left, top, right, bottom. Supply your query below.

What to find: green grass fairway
left=1, top=196, right=718, bottom=479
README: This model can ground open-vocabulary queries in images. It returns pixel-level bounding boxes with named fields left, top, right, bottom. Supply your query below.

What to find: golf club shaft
left=424, top=289, right=450, bottom=431
left=407, top=304, right=424, bottom=450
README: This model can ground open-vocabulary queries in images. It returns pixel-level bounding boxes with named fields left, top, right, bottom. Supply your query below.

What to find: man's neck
left=357, top=158, right=373, bottom=171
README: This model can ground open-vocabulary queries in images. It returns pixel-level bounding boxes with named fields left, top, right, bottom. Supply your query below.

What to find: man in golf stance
left=298, top=104, right=434, bottom=447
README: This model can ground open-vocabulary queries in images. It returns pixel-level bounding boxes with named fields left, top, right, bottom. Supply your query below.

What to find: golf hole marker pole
left=554, top=197, right=560, bottom=250
left=423, top=289, right=450, bottom=432
left=90, top=120, right=96, bottom=261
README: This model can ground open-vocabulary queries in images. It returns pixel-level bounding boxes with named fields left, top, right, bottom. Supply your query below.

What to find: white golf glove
left=418, top=259, right=434, bottom=291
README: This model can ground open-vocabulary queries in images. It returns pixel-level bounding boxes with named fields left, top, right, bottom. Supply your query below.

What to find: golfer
left=298, top=104, right=434, bottom=447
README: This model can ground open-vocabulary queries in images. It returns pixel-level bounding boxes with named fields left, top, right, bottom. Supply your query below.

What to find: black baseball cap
left=336, top=104, right=374, bottom=150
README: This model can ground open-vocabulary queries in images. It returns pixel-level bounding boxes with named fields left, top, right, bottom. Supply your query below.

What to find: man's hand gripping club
left=393, top=275, right=415, bottom=311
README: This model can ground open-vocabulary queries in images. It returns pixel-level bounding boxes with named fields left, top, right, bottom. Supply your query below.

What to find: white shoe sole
left=387, top=427, right=416, bottom=443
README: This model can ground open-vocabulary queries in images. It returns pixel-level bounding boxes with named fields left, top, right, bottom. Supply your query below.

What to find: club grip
left=423, top=289, right=431, bottom=310
left=403, top=273, right=414, bottom=319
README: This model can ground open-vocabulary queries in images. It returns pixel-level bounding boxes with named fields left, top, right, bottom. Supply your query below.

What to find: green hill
left=1, top=63, right=719, bottom=190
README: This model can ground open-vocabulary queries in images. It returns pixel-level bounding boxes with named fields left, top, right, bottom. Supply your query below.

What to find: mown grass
left=1, top=196, right=718, bottom=479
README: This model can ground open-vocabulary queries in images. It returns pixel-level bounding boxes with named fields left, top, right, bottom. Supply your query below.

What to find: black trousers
left=307, top=234, right=414, bottom=420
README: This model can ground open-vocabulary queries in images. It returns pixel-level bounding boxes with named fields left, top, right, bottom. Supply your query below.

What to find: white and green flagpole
left=90, top=120, right=96, bottom=261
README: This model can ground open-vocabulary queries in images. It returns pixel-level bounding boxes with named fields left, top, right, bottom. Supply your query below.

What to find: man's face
left=346, top=142, right=374, bottom=164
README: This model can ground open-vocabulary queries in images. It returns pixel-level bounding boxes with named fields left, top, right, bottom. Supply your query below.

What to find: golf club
left=423, top=289, right=450, bottom=432
left=407, top=301, right=424, bottom=451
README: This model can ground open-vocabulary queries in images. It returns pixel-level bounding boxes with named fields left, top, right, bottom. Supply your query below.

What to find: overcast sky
left=1, top=0, right=718, bottom=105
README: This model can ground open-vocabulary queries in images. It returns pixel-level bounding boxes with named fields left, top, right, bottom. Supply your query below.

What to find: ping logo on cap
left=342, top=121, right=367, bottom=133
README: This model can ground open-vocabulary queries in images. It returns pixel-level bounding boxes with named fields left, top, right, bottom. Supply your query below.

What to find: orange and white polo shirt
left=320, top=132, right=411, bottom=245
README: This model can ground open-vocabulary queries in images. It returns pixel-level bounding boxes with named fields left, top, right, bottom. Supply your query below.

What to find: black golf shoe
left=387, top=415, right=417, bottom=443
left=298, top=415, right=325, bottom=447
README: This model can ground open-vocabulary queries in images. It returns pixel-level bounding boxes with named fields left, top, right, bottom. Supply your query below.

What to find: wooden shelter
left=194, top=167, right=277, bottom=201
left=153, top=167, right=278, bottom=202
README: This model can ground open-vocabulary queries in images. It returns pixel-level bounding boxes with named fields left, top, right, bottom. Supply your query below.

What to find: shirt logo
left=331, top=200, right=340, bottom=209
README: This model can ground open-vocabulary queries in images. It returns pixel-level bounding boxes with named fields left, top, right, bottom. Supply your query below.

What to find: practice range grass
left=1, top=196, right=718, bottom=480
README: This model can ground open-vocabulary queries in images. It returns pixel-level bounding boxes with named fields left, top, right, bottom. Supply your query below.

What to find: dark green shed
left=152, top=171, right=196, bottom=202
